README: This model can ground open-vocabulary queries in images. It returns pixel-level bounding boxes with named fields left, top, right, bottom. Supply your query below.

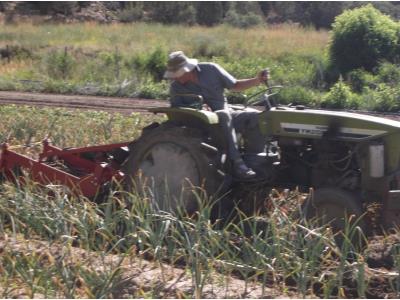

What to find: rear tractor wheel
left=123, top=125, right=224, bottom=214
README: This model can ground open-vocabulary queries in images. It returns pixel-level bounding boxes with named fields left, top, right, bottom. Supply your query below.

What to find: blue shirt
left=169, top=63, right=237, bottom=111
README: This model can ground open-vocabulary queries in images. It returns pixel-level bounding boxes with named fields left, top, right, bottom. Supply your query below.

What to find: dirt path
left=0, top=90, right=399, bottom=121
left=0, top=91, right=168, bottom=114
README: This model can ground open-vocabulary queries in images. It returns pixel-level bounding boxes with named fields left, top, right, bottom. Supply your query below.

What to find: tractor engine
left=276, top=137, right=361, bottom=191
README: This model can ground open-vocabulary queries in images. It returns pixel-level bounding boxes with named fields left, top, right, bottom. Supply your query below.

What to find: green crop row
left=0, top=105, right=399, bottom=298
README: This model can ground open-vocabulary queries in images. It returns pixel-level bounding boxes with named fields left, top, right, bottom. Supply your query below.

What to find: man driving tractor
left=164, top=51, right=270, bottom=179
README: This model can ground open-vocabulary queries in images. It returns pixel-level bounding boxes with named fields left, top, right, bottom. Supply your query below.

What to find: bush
left=224, top=10, right=264, bottom=28
left=329, top=5, right=399, bottom=74
left=130, top=48, right=167, bottom=82
left=191, top=35, right=229, bottom=58
left=137, top=82, right=169, bottom=99
left=347, top=69, right=375, bottom=93
left=99, top=49, right=123, bottom=81
left=368, top=84, right=400, bottom=112
left=226, top=91, right=247, bottom=104
left=273, top=86, right=318, bottom=106
left=44, top=48, right=75, bottom=80
left=376, top=62, right=400, bottom=87
left=321, top=80, right=360, bottom=109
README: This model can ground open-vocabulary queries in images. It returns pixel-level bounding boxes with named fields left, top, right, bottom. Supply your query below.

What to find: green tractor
left=123, top=86, right=400, bottom=231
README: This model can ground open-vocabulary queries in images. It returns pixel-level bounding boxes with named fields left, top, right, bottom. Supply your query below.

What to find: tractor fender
left=148, top=107, right=219, bottom=125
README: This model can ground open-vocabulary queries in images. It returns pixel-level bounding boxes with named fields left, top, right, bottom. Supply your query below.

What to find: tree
left=223, top=2, right=264, bottom=28
left=196, top=2, right=223, bottom=26
left=18, top=2, right=78, bottom=15
left=145, top=2, right=196, bottom=25
left=300, top=2, right=346, bottom=29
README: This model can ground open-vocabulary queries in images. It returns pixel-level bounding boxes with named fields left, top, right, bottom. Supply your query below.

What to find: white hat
left=164, top=51, right=198, bottom=79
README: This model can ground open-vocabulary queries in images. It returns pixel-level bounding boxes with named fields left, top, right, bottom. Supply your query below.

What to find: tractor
left=121, top=85, right=400, bottom=231
left=2, top=86, right=400, bottom=232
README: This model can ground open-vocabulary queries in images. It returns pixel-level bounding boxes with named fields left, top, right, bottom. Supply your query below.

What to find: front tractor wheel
left=303, top=188, right=366, bottom=246
left=123, top=125, right=223, bottom=214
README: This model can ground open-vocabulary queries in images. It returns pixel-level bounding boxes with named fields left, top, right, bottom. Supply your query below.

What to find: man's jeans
left=215, top=108, right=265, bottom=161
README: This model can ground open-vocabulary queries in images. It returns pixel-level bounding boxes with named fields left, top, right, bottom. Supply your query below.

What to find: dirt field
left=0, top=91, right=168, bottom=114
left=1, top=91, right=400, bottom=298
left=0, top=91, right=399, bottom=121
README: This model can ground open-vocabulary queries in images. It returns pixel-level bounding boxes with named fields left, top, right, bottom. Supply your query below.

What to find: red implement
left=0, top=139, right=130, bottom=198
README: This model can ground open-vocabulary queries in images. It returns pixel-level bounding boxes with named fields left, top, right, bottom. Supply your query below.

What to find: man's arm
left=231, top=70, right=270, bottom=92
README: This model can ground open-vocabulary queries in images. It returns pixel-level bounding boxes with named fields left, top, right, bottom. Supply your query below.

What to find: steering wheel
left=245, top=85, right=283, bottom=108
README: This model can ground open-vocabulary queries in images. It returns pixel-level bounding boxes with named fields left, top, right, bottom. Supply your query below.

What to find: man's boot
left=233, top=158, right=256, bottom=180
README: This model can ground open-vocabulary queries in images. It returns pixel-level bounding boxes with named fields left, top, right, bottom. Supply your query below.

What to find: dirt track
left=1, top=91, right=400, bottom=122
left=0, top=91, right=168, bottom=114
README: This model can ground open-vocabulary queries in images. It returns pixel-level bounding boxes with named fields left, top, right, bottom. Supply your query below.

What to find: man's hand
left=257, top=68, right=270, bottom=85
left=202, top=103, right=211, bottom=111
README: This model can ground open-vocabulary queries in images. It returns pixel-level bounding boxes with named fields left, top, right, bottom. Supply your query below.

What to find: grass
left=0, top=22, right=329, bottom=103
left=0, top=22, right=399, bottom=111
left=0, top=22, right=328, bottom=58
left=0, top=104, right=398, bottom=298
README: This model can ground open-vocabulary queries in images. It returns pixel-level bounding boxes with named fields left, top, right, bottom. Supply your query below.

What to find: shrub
left=368, top=84, right=400, bottom=112
left=329, top=5, right=399, bottom=74
left=99, top=49, right=123, bottom=81
left=137, top=82, right=169, bottom=99
left=130, top=47, right=167, bottom=82
left=226, top=91, right=247, bottom=104
left=347, top=69, right=375, bottom=93
left=192, top=35, right=229, bottom=58
left=376, top=62, right=400, bottom=87
left=224, top=10, right=264, bottom=28
left=273, top=86, right=318, bottom=106
left=321, top=80, right=359, bottom=109
left=44, top=48, right=75, bottom=80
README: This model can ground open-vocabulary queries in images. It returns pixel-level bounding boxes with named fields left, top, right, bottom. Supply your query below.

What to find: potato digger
left=2, top=86, right=400, bottom=232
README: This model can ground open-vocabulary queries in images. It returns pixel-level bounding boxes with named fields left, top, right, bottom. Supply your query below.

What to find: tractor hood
left=262, top=107, right=400, bottom=141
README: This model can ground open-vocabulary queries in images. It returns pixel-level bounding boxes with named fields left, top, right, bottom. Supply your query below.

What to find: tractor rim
left=138, top=141, right=201, bottom=211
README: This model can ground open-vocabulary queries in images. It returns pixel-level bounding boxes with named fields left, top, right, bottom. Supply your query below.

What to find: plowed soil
left=0, top=91, right=168, bottom=114
left=0, top=90, right=399, bottom=121
left=1, top=91, right=400, bottom=298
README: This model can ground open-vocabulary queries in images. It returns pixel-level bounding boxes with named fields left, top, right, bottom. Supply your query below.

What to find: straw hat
left=164, top=51, right=198, bottom=79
